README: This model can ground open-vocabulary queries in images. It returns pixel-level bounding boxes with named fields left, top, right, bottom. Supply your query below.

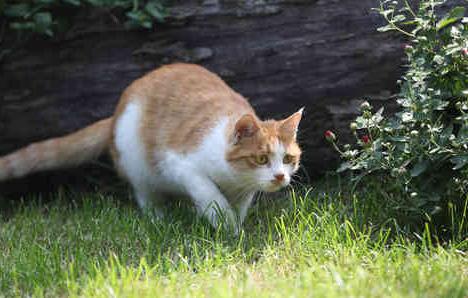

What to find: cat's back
left=112, top=64, right=255, bottom=166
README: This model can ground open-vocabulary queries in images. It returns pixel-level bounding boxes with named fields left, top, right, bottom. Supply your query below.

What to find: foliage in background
left=2, top=0, right=167, bottom=34
left=0, top=0, right=167, bottom=60
left=328, top=0, right=467, bottom=230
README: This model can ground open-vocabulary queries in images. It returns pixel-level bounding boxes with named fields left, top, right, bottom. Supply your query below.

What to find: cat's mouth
left=263, top=181, right=289, bottom=192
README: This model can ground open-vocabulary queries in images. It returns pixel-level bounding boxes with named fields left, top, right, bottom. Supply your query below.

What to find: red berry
left=462, top=48, right=468, bottom=56
left=361, top=135, right=370, bottom=144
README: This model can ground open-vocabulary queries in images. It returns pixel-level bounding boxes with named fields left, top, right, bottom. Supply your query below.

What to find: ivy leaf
left=437, top=6, right=465, bottom=31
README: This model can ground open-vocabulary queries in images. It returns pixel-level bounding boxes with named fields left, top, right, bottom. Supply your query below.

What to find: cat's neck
left=186, top=116, right=255, bottom=198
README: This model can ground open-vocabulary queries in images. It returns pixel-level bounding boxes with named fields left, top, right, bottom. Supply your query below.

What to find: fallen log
left=1, top=0, right=427, bottom=196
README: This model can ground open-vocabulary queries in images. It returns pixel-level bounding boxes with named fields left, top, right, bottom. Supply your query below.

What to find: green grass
left=0, top=186, right=467, bottom=297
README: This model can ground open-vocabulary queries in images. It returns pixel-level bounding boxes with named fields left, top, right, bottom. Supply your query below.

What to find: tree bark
left=0, top=0, right=424, bottom=194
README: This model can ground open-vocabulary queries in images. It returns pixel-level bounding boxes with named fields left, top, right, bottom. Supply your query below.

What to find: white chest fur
left=114, top=102, right=252, bottom=232
left=157, top=118, right=236, bottom=195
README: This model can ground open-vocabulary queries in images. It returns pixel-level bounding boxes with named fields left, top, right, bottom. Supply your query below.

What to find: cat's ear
left=234, top=114, right=260, bottom=143
left=280, top=108, right=304, bottom=140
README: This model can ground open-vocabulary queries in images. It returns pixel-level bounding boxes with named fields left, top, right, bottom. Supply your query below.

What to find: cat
left=0, top=63, right=303, bottom=233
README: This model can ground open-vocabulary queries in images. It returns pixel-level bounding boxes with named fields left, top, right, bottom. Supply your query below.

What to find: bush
left=2, top=0, right=166, bottom=36
left=0, top=0, right=167, bottom=60
left=328, top=0, right=467, bottom=229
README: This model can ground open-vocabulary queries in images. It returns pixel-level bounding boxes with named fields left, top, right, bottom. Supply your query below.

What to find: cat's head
left=227, top=109, right=303, bottom=192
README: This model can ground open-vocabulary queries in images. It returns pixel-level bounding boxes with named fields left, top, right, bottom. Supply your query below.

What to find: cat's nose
left=274, top=174, right=285, bottom=182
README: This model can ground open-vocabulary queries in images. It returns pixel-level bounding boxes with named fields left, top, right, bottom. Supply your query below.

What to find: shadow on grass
left=1, top=173, right=467, bottom=297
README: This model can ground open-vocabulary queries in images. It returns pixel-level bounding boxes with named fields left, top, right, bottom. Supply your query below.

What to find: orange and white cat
left=0, top=64, right=303, bottom=233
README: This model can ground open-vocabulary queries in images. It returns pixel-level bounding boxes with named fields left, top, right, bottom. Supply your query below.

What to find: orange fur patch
left=110, top=64, right=255, bottom=168
left=227, top=118, right=301, bottom=170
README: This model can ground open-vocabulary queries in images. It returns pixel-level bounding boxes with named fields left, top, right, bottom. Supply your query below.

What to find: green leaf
left=4, top=3, right=30, bottom=18
left=441, top=124, right=453, bottom=139
left=10, top=21, right=35, bottom=31
left=410, top=160, right=429, bottom=177
left=33, top=12, right=52, bottom=26
left=392, top=14, right=406, bottom=22
left=126, top=10, right=153, bottom=29
left=336, top=162, right=351, bottom=173
left=389, top=136, right=408, bottom=143
left=437, top=6, right=465, bottom=31
left=450, top=156, right=467, bottom=170
left=62, top=0, right=81, bottom=6
left=433, top=55, right=444, bottom=65
left=32, top=12, right=54, bottom=36
left=35, top=0, right=55, bottom=4
left=145, top=2, right=165, bottom=22
left=377, top=24, right=394, bottom=32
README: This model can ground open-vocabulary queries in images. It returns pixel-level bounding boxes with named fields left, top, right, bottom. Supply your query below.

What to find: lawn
left=0, top=184, right=467, bottom=297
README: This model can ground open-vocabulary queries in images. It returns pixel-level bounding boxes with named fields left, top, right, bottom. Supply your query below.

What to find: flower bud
left=410, top=130, right=418, bottom=137
left=361, top=135, right=370, bottom=144
left=403, top=44, right=413, bottom=51
left=360, top=101, right=372, bottom=111
left=462, top=48, right=468, bottom=56
left=324, top=130, right=336, bottom=142
left=350, top=122, right=358, bottom=132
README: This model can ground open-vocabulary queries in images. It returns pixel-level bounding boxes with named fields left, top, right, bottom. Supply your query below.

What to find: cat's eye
left=255, top=155, right=269, bottom=165
left=283, top=154, right=294, bottom=164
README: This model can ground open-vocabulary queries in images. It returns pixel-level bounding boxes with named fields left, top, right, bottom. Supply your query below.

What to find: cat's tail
left=0, top=118, right=113, bottom=181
